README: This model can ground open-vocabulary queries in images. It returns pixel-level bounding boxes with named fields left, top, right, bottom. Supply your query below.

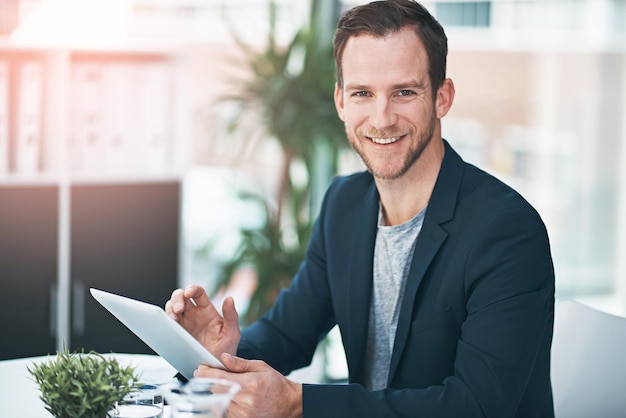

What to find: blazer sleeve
left=236, top=178, right=339, bottom=375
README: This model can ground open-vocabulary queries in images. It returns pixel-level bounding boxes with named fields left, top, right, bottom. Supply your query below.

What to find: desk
left=0, top=354, right=178, bottom=418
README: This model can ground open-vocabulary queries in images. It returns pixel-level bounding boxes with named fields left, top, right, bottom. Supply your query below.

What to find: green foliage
left=27, top=349, right=139, bottom=418
left=215, top=191, right=312, bottom=324
left=214, top=0, right=344, bottom=325
left=220, top=0, right=344, bottom=220
left=222, top=0, right=344, bottom=168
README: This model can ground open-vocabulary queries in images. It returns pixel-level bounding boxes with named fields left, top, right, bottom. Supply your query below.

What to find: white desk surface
left=0, top=353, right=178, bottom=418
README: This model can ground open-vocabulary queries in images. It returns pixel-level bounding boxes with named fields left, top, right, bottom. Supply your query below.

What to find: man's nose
left=369, top=97, right=398, bottom=130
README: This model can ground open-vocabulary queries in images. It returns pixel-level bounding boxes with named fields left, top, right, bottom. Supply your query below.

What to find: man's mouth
left=368, top=136, right=402, bottom=145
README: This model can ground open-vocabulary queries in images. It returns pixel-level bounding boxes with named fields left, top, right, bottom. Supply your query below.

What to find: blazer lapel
left=344, top=180, right=379, bottom=384
left=387, top=141, right=464, bottom=383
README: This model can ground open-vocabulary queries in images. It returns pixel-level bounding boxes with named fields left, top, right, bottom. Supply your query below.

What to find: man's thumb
left=221, top=353, right=247, bottom=372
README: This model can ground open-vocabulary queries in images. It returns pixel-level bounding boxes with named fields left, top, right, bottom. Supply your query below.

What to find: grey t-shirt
left=363, top=205, right=427, bottom=391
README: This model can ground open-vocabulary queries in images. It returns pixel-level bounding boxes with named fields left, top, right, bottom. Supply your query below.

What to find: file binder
left=0, top=61, right=8, bottom=175
left=138, top=62, right=172, bottom=172
left=70, top=62, right=106, bottom=173
left=102, top=62, right=136, bottom=174
left=15, top=61, right=43, bottom=174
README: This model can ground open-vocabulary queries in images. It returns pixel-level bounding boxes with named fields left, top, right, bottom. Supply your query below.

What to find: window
left=614, top=0, right=626, bottom=33
left=436, top=1, right=491, bottom=28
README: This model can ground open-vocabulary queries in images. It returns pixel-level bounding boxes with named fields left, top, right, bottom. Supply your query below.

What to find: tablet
left=90, top=288, right=225, bottom=380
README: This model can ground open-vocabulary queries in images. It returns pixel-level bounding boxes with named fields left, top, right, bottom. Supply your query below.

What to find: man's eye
left=352, top=91, right=369, bottom=97
left=398, top=90, right=415, bottom=96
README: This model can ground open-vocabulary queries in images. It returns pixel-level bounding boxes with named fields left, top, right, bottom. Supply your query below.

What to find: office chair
left=551, top=299, right=626, bottom=418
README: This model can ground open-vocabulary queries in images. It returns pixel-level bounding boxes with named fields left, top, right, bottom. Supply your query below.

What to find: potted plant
left=212, top=0, right=345, bottom=324
left=27, top=349, right=139, bottom=418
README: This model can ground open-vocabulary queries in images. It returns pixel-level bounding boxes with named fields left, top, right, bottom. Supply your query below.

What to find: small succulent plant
left=27, top=349, right=139, bottom=418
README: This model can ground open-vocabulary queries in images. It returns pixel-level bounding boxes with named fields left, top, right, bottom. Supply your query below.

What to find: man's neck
left=375, top=138, right=445, bottom=226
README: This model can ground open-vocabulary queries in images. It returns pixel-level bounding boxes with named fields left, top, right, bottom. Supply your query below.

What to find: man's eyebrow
left=343, top=81, right=428, bottom=91
left=391, top=81, right=428, bottom=90
left=344, top=83, right=369, bottom=91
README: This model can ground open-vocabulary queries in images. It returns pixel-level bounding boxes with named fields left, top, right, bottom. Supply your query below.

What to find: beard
left=347, top=115, right=437, bottom=180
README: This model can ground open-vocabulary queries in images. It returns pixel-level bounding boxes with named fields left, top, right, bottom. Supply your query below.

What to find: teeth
left=370, top=136, right=400, bottom=144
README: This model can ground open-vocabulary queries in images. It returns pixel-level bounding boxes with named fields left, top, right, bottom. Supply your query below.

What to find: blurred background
left=1, top=0, right=625, bottom=383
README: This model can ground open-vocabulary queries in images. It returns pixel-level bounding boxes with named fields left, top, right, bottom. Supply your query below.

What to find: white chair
left=551, top=299, right=626, bottom=418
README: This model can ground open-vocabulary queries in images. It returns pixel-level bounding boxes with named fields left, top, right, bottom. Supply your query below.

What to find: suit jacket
left=238, top=141, right=555, bottom=417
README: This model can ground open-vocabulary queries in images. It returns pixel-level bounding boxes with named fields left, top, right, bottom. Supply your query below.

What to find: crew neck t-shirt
left=363, top=204, right=428, bottom=391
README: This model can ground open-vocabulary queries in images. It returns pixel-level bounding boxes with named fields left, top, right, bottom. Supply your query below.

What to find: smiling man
left=166, top=1, right=556, bottom=417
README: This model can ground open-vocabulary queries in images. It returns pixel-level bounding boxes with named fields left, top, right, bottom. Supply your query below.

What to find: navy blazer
left=238, top=141, right=555, bottom=417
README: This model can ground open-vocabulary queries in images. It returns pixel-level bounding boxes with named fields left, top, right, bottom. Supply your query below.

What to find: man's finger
left=222, top=297, right=239, bottom=332
left=184, top=285, right=213, bottom=308
left=164, top=300, right=176, bottom=317
left=168, top=288, right=186, bottom=313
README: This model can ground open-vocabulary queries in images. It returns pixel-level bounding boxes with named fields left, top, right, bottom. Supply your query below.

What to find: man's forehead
left=341, top=29, right=428, bottom=66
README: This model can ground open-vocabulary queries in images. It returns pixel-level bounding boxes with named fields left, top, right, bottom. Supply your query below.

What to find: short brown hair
left=333, top=0, right=448, bottom=96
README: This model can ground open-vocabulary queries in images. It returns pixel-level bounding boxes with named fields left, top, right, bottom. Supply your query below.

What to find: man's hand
left=164, top=285, right=240, bottom=357
left=196, top=353, right=303, bottom=418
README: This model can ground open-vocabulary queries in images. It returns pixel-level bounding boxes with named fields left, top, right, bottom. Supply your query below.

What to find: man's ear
left=435, top=78, right=455, bottom=119
left=334, top=83, right=345, bottom=122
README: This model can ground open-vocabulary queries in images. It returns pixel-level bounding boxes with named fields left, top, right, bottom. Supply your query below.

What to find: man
left=166, top=0, right=555, bottom=416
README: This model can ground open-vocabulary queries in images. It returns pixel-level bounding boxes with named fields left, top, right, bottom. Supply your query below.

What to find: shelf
left=0, top=47, right=188, bottom=183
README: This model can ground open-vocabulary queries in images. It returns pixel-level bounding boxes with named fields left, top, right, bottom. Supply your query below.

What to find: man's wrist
left=289, top=382, right=303, bottom=418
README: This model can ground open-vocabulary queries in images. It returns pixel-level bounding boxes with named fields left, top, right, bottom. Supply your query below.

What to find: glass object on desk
left=160, top=378, right=240, bottom=418
left=110, top=384, right=164, bottom=418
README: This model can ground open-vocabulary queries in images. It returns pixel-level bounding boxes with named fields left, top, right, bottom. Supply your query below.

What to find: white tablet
left=90, top=288, right=225, bottom=380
